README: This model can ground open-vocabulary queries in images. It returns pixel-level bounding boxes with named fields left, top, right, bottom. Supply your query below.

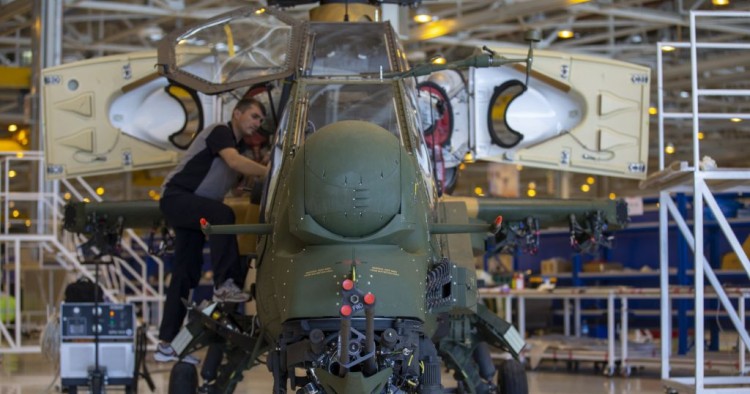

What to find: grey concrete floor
left=0, top=352, right=670, bottom=393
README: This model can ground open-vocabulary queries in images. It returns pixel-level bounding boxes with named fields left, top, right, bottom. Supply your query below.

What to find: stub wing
left=437, top=195, right=628, bottom=255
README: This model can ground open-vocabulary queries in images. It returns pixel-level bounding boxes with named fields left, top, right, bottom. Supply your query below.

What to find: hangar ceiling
left=0, top=0, right=747, bottom=197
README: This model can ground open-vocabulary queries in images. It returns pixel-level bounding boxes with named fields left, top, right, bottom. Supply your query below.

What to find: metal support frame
left=656, top=10, right=750, bottom=394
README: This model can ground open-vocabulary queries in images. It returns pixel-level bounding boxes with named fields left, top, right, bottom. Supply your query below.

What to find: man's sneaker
left=153, top=343, right=200, bottom=365
left=213, top=279, right=250, bottom=303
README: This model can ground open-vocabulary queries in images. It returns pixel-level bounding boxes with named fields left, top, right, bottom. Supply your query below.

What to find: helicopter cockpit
left=305, top=23, right=394, bottom=77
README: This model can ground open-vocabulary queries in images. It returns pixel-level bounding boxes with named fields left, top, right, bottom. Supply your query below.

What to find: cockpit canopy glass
left=304, top=83, right=400, bottom=138
left=306, top=23, right=393, bottom=76
left=158, top=7, right=301, bottom=94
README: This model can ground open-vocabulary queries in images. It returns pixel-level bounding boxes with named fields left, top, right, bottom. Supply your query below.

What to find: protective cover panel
left=471, top=48, right=650, bottom=179
left=42, top=52, right=183, bottom=179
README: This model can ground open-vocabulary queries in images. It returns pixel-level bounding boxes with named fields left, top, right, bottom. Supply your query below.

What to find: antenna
left=523, top=30, right=541, bottom=88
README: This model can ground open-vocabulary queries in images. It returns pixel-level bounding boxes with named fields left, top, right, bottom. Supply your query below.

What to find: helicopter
left=145, top=3, right=631, bottom=394
left=49, top=2, right=645, bottom=393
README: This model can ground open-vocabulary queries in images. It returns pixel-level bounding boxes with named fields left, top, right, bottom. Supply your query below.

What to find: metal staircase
left=646, top=10, right=750, bottom=394
left=0, top=151, right=165, bottom=354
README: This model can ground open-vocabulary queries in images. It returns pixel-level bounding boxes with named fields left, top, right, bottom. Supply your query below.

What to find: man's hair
left=234, top=97, right=267, bottom=117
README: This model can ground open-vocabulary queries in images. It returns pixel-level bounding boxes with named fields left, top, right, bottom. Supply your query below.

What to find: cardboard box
left=541, top=258, right=571, bottom=275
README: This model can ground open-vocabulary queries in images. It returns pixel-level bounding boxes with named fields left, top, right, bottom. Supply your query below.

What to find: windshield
left=303, top=83, right=401, bottom=138
left=306, top=23, right=392, bottom=76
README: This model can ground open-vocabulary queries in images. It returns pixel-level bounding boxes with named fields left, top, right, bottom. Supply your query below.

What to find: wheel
left=169, top=361, right=199, bottom=394
left=496, top=359, right=529, bottom=394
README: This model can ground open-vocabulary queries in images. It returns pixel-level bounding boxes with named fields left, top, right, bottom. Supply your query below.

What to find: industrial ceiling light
left=580, top=184, right=590, bottom=192
left=413, top=7, right=433, bottom=23
left=712, top=0, right=729, bottom=5
left=649, top=106, right=657, bottom=115
left=665, top=142, right=675, bottom=155
left=661, top=45, right=676, bottom=52
left=430, top=55, right=446, bottom=65
left=8, top=124, right=17, bottom=132
left=730, top=117, right=742, bottom=123
left=527, top=189, right=537, bottom=197
left=557, top=29, right=574, bottom=39
left=609, top=193, right=617, bottom=200
left=139, top=26, right=164, bottom=42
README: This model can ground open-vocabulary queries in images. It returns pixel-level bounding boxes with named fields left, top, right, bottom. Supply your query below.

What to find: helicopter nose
left=302, top=120, right=401, bottom=237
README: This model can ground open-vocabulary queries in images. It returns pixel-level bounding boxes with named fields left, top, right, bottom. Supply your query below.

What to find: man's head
left=232, top=98, right=267, bottom=138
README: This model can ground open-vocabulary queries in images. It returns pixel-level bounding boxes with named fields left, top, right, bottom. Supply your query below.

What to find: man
left=154, top=98, right=268, bottom=363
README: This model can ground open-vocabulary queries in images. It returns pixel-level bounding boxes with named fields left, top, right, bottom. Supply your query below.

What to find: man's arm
left=219, top=147, right=268, bottom=177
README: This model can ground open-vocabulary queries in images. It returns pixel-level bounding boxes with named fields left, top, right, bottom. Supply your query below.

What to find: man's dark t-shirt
left=162, top=122, right=246, bottom=201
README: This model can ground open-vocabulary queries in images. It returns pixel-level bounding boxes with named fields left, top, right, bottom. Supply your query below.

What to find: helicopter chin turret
left=300, top=120, right=402, bottom=238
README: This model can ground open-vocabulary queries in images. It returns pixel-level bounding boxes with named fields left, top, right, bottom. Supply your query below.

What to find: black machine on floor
left=61, top=197, right=159, bottom=393
left=60, top=302, right=137, bottom=393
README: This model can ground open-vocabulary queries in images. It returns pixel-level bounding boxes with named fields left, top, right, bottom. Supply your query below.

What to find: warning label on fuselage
left=303, top=267, right=334, bottom=277
left=370, top=266, right=399, bottom=276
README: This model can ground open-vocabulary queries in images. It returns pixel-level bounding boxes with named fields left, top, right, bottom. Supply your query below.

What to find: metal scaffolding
left=0, top=152, right=166, bottom=354
left=652, top=10, right=750, bottom=394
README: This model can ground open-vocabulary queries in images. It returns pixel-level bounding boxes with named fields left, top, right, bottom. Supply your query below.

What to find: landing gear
left=169, top=362, right=198, bottom=394
left=496, top=359, right=528, bottom=394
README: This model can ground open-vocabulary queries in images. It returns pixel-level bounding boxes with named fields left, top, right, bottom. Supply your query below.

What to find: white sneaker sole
left=154, top=351, right=200, bottom=365
left=212, top=295, right=250, bottom=303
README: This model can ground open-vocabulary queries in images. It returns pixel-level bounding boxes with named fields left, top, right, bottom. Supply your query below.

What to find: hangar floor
left=0, top=352, right=667, bottom=393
